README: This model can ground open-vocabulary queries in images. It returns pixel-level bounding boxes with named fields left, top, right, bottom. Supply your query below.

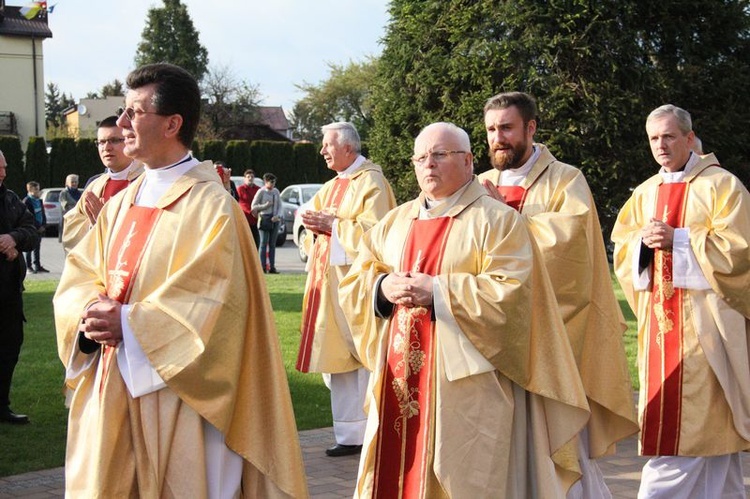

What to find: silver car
left=39, top=187, right=63, bottom=237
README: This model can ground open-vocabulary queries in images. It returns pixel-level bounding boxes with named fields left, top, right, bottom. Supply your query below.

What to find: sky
left=38, top=0, right=390, bottom=115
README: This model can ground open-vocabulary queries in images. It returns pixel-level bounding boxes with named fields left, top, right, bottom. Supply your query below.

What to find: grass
left=0, top=273, right=639, bottom=478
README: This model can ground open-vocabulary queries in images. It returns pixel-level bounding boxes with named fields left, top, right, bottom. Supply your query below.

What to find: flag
left=20, top=1, right=47, bottom=20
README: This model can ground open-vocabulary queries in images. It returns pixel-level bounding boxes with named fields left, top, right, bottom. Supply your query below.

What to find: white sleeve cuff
left=672, top=228, right=711, bottom=290
left=329, top=219, right=350, bottom=266
left=434, top=277, right=494, bottom=381
left=116, top=304, right=167, bottom=398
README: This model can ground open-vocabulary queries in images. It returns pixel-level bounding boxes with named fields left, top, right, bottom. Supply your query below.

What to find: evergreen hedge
left=76, top=138, right=103, bottom=185
left=24, top=137, right=48, bottom=189
left=202, top=140, right=225, bottom=164
left=225, top=140, right=251, bottom=175
left=0, top=135, right=26, bottom=194
left=48, top=138, right=78, bottom=186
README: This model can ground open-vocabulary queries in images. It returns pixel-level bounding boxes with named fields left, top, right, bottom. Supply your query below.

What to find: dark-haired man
left=61, top=116, right=143, bottom=252
left=54, top=63, right=307, bottom=498
left=478, top=92, right=638, bottom=498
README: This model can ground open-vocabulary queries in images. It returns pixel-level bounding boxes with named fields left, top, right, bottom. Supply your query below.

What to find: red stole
left=373, top=217, right=453, bottom=499
left=496, top=185, right=527, bottom=211
left=296, top=178, right=351, bottom=373
left=99, top=206, right=162, bottom=393
left=101, top=178, right=130, bottom=203
left=641, top=182, right=688, bottom=456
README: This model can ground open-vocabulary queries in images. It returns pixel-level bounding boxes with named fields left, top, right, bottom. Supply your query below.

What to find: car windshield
left=46, top=191, right=60, bottom=203
left=302, top=187, right=320, bottom=203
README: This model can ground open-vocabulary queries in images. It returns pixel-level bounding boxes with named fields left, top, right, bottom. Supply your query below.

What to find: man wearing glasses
left=61, top=115, right=143, bottom=252
left=54, top=63, right=307, bottom=498
left=339, top=122, right=590, bottom=497
left=478, top=92, right=638, bottom=498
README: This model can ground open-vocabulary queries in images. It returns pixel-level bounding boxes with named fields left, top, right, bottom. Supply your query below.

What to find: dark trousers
left=0, top=297, right=24, bottom=408
left=24, top=238, right=41, bottom=269
left=249, top=225, right=260, bottom=249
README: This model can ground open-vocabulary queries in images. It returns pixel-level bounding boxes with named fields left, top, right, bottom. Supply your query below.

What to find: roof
left=0, top=5, right=52, bottom=38
left=257, top=106, right=290, bottom=133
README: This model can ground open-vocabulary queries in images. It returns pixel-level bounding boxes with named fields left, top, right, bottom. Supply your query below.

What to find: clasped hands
left=82, top=191, right=105, bottom=225
left=300, top=209, right=336, bottom=235
left=641, top=218, right=675, bottom=250
left=0, top=234, right=19, bottom=261
left=81, top=293, right=123, bottom=346
left=380, top=271, right=434, bottom=308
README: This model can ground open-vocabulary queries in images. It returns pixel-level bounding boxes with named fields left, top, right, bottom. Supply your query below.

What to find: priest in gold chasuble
left=340, top=122, right=590, bottom=498
left=54, top=64, right=308, bottom=499
left=478, top=92, right=638, bottom=499
left=612, top=105, right=750, bottom=498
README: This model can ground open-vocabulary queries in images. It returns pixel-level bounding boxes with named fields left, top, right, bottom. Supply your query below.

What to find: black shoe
left=0, top=408, right=30, bottom=425
left=325, top=443, right=362, bottom=457
left=268, top=268, right=280, bottom=274
left=29, top=268, right=38, bottom=274
left=36, top=266, right=50, bottom=273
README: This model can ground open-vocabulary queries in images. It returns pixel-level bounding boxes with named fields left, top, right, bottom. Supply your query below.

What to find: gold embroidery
left=391, top=306, right=429, bottom=435
left=108, top=221, right=137, bottom=299
left=652, top=206, right=675, bottom=348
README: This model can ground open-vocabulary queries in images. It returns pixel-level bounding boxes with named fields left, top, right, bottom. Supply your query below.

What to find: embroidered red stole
left=496, top=185, right=527, bottom=211
left=296, top=178, right=351, bottom=373
left=373, top=217, right=453, bottom=499
left=99, top=206, right=162, bottom=393
left=101, top=178, right=130, bottom=202
left=641, top=182, right=688, bottom=455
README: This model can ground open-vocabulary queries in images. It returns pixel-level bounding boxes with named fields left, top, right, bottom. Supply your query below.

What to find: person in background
left=479, top=91, right=638, bottom=498
left=53, top=63, right=307, bottom=498
left=58, top=174, right=81, bottom=242
left=237, top=168, right=260, bottom=247
left=339, top=122, right=589, bottom=496
left=61, top=116, right=144, bottom=252
left=252, top=172, right=282, bottom=273
left=0, top=149, right=40, bottom=424
left=296, top=121, right=396, bottom=457
left=612, top=104, right=750, bottom=498
left=22, top=181, right=48, bottom=273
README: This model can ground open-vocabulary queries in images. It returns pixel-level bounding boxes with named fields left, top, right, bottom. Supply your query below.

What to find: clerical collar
left=136, top=155, right=200, bottom=207
left=337, top=155, right=366, bottom=178
left=420, top=179, right=473, bottom=219
left=108, top=161, right=137, bottom=180
left=660, top=152, right=698, bottom=184
left=499, top=145, right=540, bottom=186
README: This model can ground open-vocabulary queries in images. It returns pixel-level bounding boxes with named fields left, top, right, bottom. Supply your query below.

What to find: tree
left=200, top=64, right=261, bottom=140
left=290, top=59, right=378, bottom=143
left=45, top=82, right=75, bottom=128
left=369, top=0, right=750, bottom=234
left=133, top=0, right=209, bottom=82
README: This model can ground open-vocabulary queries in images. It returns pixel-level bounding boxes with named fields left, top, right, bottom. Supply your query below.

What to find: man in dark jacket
left=0, top=150, right=40, bottom=424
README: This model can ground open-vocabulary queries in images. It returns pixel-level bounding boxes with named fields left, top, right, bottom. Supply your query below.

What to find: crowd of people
left=0, top=61, right=748, bottom=498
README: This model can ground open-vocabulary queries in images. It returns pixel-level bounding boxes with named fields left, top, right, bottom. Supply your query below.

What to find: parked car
left=39, top=187, right=63, bottom=237
left=280, top=184, right=323, bottom=235
left=292, top=200, right=313, bottom=262
left=230, top=176, right=286, bottom=246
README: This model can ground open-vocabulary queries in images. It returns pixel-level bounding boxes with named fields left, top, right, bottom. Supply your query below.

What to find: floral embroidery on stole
left=99, top=206, right=162, bottom=394
left=641, top=182, right=688, bottom=455
left=373, top=217, right=453, bottom=499
left=296, top=178, right=351, bottom=372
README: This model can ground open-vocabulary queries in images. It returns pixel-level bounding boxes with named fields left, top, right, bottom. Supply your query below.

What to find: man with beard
left=62, top=116, right=144, bottom=252
left=478, top=92, right=638, bottom=498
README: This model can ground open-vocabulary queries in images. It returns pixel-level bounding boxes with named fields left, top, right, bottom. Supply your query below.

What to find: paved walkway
left=1, top=427, right=748, bottom=498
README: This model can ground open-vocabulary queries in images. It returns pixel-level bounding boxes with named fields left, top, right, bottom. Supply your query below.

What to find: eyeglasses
left=95, top=138, right=126, bottom=147
left=116, top=106, right=163, bottom=121
left=412, top=150, right=467, bottom=166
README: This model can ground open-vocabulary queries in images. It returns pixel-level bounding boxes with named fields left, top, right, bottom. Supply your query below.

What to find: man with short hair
left=54, top=63, right=307, bottom=498
left=237, top=168, right=260, bottom=247
left=61, top=116, right=144, bottom=252
left=339, top=122, right=590, bottom=497
left=0, top=150, right=39, bottom=424
left=58, top=173, right=81, bottom=242
left=478, top=91, right=638, bottom=498
left=612, top=104, right=750, bottom=498
left=296, top=121, right=396, bottom=457
left=22, top=181, right=48, bottom=273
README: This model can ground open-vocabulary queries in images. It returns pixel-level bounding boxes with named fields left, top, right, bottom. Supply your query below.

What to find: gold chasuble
left=54, top=162, right=308, bottom=498
left=340, top=180, right=590, bottom=498
left=612, top=153, right=750, bottom=457
left=479, top=146, right=638, bottom=459
left=375, top=218, right=452, bottom=498
left=297, top=177, right=351, bottom=372
left=296, top=161, right=396, bottom=374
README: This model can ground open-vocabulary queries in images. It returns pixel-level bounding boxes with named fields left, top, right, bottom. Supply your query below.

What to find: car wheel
left=276, top=231, right=286, bottom=247
left=297, top=228, right=308, bottom=262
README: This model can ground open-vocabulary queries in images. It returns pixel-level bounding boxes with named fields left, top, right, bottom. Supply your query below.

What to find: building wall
left=64, top=96, right=125, bottom=138
left=0, top=35, right=46, bottom=149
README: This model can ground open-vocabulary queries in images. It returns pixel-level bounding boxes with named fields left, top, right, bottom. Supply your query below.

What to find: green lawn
left=0, top=273, right=639, bottom=477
